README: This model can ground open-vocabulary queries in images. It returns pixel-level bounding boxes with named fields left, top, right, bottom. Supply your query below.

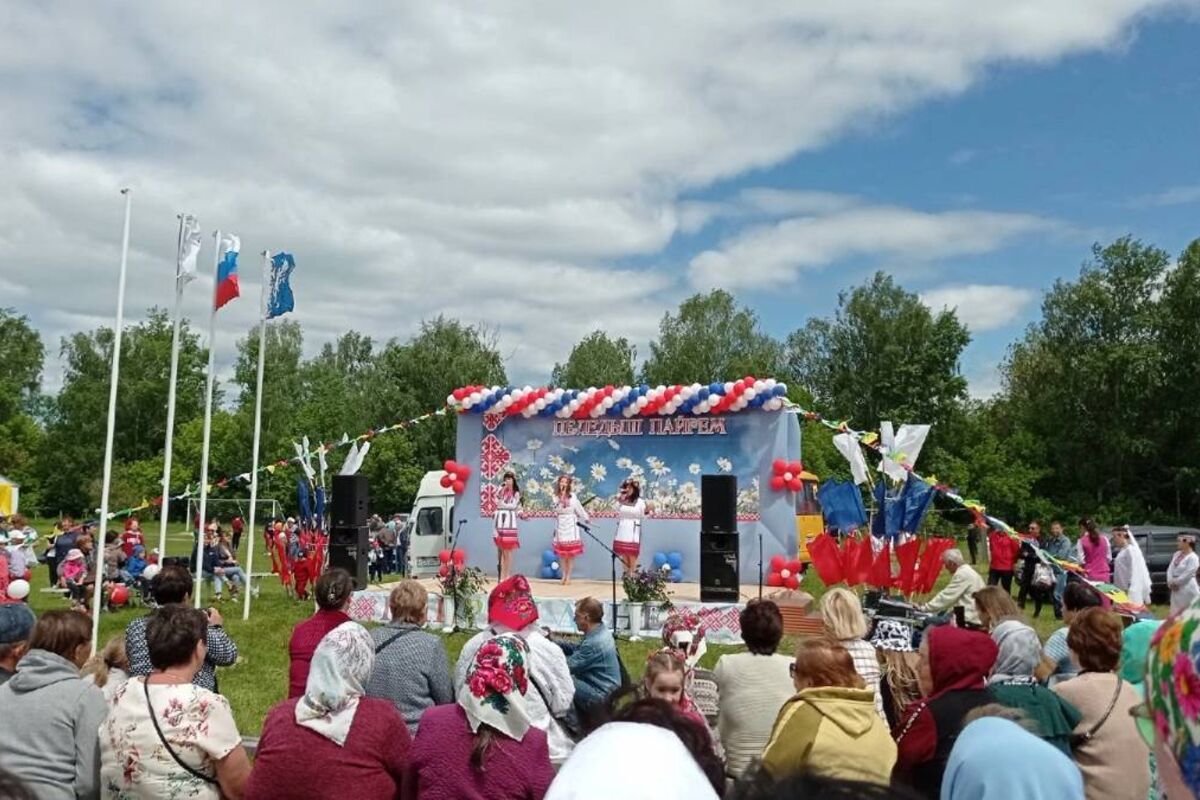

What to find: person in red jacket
left=287, top=569, right=353, bottom=698
left=986, top=528, right=1020, bottom=593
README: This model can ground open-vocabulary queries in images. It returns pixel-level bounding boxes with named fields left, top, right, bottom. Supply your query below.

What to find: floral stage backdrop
left=457, top=409, right=802, bottom=584
left=478, top=412, right=762, bottom=519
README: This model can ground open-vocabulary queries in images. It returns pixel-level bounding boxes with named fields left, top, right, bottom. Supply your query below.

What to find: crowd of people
left=0, top=510, right=1193, bottom=799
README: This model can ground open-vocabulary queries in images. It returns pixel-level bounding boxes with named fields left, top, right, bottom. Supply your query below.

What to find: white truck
left=404, top=470, right=458, bottom=577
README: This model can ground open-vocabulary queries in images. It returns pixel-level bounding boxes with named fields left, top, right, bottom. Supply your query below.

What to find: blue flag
left=267, top=252, right=296, bottom=319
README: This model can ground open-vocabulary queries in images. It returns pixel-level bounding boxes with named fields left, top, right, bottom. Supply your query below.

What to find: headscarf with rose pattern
left=458, top=633, right=535, bottom=741
left=487, top=574, right=540, bottom=631
left=1147, top=600, right=1200, bottom=795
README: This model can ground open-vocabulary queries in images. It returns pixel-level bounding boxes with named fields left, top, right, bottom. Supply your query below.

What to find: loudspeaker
left=701, top=474, right=737, bottom=534
left=700, top=532, right=740, bottom=603
left=328, top=525, right=369, bottom=589
left=332, top=474, right=370, bottom=527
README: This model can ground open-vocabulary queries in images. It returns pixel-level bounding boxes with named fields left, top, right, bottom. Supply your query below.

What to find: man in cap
left=0, top=603, right=36, bottom=685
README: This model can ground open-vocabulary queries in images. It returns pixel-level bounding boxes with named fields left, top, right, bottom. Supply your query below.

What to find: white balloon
left=679, top=386, right=693, bottom=400
left=602, top=397, right=614, bottom=409
left=655, top=385, right=666, bottom=394
left=551, top=562, right=560, bottom=571
left=523, top=385, right=534, bottom=394
left=764, top=378, right=777, bottom=389
left=469, top=391, right=483, bottom=404
left=724, top=382, right=735, bottom=393
left=535, top=399, right=547, bottom=410
left=446, top=394, right=456, bottom=406
left=744, top=388, right=757, bottom=400
left=692, top=382, right=703, bottom=393
left=142, top=564, right=162, bottom=581
left=6, top=579, right=30, bottom=600
left=637, top=396, right=649, bottom=408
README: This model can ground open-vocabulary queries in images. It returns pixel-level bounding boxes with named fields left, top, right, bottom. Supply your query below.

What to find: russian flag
left=214, top=233, right=241, bottom=310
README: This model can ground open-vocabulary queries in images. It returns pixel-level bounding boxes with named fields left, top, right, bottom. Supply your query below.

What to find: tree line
left=2, top=235, right=1198, bottom=527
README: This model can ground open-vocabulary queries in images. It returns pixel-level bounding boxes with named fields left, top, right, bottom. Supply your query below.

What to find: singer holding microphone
left=553, top=475, right=589, bottom=585
left=613, top=479, right=650, bottom=577
left=493, top=471, right=522, bottom=581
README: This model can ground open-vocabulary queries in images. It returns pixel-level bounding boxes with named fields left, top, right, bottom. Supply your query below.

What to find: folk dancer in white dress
left=613, top=480, right=650, bottom=577
left=1168, top=532, right=1200, bottom=615
left=493, top=471, right=522, bottom=582
left=1110, top=524, right=1151, bottom=607
left=553, top=475, right=589, bottom=585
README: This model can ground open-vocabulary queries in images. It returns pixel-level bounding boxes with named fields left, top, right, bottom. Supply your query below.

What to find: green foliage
left=642, top=289, right=784, bottom=385
left=551, top=330, right=636, bottom=388
left=786, top=271, right=970, bottom=431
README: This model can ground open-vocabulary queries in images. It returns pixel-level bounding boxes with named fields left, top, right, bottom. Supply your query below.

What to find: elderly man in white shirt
left=921, top=548, right=986, bottom=627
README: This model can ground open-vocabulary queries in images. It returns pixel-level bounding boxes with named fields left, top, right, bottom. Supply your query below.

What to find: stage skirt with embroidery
left=553, top=494, right=589, bottom=558
left=493, top=491, right=521, bottom=550
left=613, top=498, right=646, bottom=558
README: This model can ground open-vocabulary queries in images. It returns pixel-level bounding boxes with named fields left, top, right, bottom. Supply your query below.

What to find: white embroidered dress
left=493, top=490, right=521, bottom=550
left=613, top=498, right=647, bottom=557
left=553, top=493, right=589, bottom=557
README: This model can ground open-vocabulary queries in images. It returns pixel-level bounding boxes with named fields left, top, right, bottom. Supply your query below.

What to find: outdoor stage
left=347, top=577, right=770, bottom=644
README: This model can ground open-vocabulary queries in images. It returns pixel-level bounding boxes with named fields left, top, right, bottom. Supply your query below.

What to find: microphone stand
left=758, top=530, right=763, bottom=600
left=444, top=518, right=467, bottom=632
left=577, top=521, right=621, bottom=638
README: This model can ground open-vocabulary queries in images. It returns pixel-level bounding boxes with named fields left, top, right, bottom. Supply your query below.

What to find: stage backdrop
left=455, top=409, right=802, bottom=583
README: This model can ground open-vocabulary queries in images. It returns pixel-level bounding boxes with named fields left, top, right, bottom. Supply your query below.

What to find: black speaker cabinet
left=701, top=474, right=737, bottom=533
left=328, top=525, right=369, bottom=589
left=332, top=474, right=370, bottom=527
left=700, top=531, right=739, bottom=602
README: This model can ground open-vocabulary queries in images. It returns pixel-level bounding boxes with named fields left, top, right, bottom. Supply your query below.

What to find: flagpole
left=158, top=215, right=187, bottom=558
left=194, top=230, right=222, bottom=609
left=91, top=187, right=133, bottom=652
left=243, top=252, right=270, bottom=621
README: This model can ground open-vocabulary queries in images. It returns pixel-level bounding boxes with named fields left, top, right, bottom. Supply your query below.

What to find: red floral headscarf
left=488, top=575, right=539, bottom=630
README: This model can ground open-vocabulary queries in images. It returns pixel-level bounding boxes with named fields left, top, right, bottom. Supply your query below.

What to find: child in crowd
left=59, top=548, right=89, bottom=609
left=368, top=536, right=384, bottom=582
left=643, top=650, right=708, bottom=731
left=124, top=545, right=148, bottom=583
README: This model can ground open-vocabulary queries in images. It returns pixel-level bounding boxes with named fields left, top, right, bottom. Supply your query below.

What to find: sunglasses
left=1129, top=702, right=1156, bottom=748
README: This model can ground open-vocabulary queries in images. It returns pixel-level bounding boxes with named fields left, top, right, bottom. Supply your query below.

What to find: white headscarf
left=1115, top=526, right=1152, bottom=606
left=458, top=633, right=535, bottom=742
left=546, top=722, right=719, bottom=800
left=295, top=621, right=374, bottom=746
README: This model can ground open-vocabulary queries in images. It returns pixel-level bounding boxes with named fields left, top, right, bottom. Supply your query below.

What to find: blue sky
left=2, top=3, right=1198, bottom=397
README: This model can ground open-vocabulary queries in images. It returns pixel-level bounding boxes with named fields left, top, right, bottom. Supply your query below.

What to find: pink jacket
left=60, top=560, right=86, bottom=583
left=1080, top=535, right=1111, bottom=582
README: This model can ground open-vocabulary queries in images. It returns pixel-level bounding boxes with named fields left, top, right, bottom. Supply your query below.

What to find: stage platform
left=347, top=577, right=766, bottom=644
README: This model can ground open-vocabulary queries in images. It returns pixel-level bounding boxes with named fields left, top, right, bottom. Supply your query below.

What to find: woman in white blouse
left=613, top=479, right=650, bottom=577
left=493, top=471, right=522, bottom=581
left=553, top=475, right=589, bottom=586
left=1167, top=532, right=1200, bottom=615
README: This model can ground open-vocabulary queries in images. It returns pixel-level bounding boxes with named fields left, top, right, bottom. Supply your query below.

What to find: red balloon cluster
left=437, top=548, right=467, bottom=578
left=766, top=554, right=804, bottom=589
left=769, top=459, right=804, bottom=492
left=439, top=460, right=471, bottom=494
left=574, top=384, right=616, bottom=418
left=709, top=376, right=757, bottom=415
left=451, top=385, right=486, bottom=402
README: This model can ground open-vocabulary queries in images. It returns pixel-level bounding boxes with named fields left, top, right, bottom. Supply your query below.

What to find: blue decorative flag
left=267, top=252, right=296, bottom=319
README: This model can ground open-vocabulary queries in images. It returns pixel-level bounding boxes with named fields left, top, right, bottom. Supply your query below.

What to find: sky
left=3, top=1, right=1199, bottom=400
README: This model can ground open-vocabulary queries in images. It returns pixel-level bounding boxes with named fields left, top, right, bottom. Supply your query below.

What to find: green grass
left=17, top=517, right=1166, bottom=734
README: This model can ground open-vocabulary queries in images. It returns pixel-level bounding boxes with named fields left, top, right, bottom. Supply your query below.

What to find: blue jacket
left=559, top=624, right=622, bottom=709
left=125, top=555, right=147, bottom=579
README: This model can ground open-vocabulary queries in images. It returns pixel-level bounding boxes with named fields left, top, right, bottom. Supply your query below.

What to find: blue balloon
left=667, top=551, right=683, bottom=569
left=542, top=549, right=556, bottom=565
left=697, top=387, right=710, bottom=400
left=539, top=566, right=555, bottom=580
left=709, top=382, right=723, bottom=395
left=652, top=552, right=668, bottom=568
left=670, top=569, right=684, bottom=583
left=773, top=384, right=787, bottom=397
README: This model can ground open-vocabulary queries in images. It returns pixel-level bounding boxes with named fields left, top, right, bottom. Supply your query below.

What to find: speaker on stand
left=700, top=475, right=740, bottom=603
left=330, top=475, right=370, bottom=589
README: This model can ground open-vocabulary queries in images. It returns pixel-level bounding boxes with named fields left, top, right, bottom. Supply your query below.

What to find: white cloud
left=1127, top=184, right=1200, bottom=207
left=0, top=1, right=1184, bottom=386
left=689, top=206, right=1057, bottom=289
left=920, top=284, right=1038, bottom=332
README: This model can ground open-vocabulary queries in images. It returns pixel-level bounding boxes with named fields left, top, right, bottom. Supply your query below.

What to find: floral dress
left=553, top=493, right=589, bottom=558
left=613, top=498, right=647, bottom=558
left=100, top=677, right=241, bottom=800
left=493, top=489, right=521, bottom=551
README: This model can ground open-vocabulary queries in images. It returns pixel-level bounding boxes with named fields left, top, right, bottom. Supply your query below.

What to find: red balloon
left=438, top=550, right=451, bottom=563
left=788, top=461, right=803, bottom=476
left=443, top=459, right=457, bottom=474
left=784, top=574, right=801, bottom=590
left=767, top=572, right=784, bottom=587
left=438, top=565, right=450, bottom=578
left=109, top=584, right=130, bottom=606
left=439, top=474, right=453, bottom=488
left=769, top=554, right=786, bottom=571
left=788, top=478, right=803, bottom=492
left=769, top=475, right=786, bottom=492
left=457, top=464, right=471, bottom=477
left=452, top=549, right=466, bottom=564
left=734, top=380, right=745, bottom=392
left=772, top=459, right=787, bottom=474
left=452, top=388, right=466, bottom=401
left=786, top=560, right=803, bottom=575
left=452, top=480, right=465, bottom=494
left=744, top=375, right=755, bottom=386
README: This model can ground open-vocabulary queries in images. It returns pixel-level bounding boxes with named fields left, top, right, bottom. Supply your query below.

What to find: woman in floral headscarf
left=407, top=634, right=554, bottom=800
left=246, top=622, right=412, bottom=800
left=1145, top=600, right=1200, bottom=800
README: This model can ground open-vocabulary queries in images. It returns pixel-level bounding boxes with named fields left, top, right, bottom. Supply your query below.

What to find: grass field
left=16, top=517, right=1158, bottom=735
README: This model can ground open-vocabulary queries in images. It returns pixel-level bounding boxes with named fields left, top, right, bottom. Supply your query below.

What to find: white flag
left=177, top=214, right=202, bottom=283
left=879, top=422, right=931, bottom=482
left=833, top=433, right=870, bottom=485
